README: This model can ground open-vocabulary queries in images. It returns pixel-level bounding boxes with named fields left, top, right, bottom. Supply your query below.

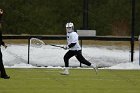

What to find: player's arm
left=65, top=34, right=77, bottom=49
left=68, top=33, right=78, bottom=48
left=0, top=9, right=7, bottom=48
left=64, top=43, right=76, bottom=50
left=68, top=43, right=76, bottom=48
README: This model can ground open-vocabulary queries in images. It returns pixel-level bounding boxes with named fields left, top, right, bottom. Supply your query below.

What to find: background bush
left=0, top=0, right=139, bottom=36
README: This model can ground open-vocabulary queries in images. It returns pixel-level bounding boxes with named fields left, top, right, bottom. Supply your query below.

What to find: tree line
left=0, top=0, right=139, bottom=36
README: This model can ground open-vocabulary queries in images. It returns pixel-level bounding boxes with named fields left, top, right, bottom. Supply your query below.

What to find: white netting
left=30, top=38, right=45, bottom=48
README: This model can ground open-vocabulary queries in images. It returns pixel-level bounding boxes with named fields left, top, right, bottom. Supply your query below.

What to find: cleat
left=1, top=75, right=10, bottom=79
left=60, top=71, right=69, bottom=75
left=93, top=66, right=98, bottom=75
left=60, top=67, right=69, bottom=75
left=91, top=63, right=98, bottom=74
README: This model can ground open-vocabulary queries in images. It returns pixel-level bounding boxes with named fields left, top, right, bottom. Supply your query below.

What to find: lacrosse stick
left=30, top=38, right=65, bottom=49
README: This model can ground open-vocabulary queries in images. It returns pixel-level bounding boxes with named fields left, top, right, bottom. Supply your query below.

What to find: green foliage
left=0, top=0, right=139, bottom=35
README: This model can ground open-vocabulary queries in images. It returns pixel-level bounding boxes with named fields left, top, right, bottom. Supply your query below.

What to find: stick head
left=30, top=38, right=45, bottom=48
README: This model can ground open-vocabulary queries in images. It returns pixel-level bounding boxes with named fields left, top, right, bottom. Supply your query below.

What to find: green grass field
left=0, top=68, right=140, bottom=93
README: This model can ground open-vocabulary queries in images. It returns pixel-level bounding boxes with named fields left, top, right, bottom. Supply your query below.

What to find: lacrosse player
left=0, top=9, right=10, bottom=79
left=60, top=22, right=98, bottom=75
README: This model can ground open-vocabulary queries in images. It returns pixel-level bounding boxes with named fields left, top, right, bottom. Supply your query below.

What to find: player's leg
left=60, top=50, right=75, bottom=75
left=75, top=50, right=98, bottom=74
left=75, top=50, right=91, bottom=66
left=0, top=51, right=10, bottom=79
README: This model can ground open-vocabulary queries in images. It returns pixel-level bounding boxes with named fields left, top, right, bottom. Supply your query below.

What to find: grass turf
left=0, top=68, right=140, bottom=93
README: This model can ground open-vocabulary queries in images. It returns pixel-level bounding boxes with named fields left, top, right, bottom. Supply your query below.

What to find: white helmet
left=66, top=22, right=74, bottom=32
left=66, top=22, right=74, bottom=28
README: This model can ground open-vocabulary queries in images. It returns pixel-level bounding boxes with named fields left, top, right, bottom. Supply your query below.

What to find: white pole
left=138, top=35, right=140, bottom=65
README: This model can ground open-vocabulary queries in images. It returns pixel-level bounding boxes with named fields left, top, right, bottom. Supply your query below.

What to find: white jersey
left=67, top=32, right=81, bottom=50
